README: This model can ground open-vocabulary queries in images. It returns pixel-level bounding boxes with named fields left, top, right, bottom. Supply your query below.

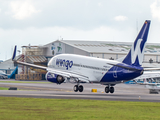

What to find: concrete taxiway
left=0, top=80, right=160, bottom=102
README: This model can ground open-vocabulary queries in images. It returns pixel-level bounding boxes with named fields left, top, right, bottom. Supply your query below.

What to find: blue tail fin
left=12, top=46, right=17, bottom=61
left=8, top=66, right=18, bottom=79
left=123, top=20, right=151, bottom=66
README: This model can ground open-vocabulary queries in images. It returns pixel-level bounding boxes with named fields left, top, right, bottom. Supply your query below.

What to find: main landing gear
left=74, top=85, right=84, bottom=92
left=105, top=85, right=115, bottom=93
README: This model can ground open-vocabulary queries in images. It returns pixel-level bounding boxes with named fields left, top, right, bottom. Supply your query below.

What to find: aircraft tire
left=110, top=87, right=114, bottom=93
left=74, top=85, right=79, bottom=92
left=78, top=85, right=83, bottom=92
left=105, top=87, right=109, bottom=93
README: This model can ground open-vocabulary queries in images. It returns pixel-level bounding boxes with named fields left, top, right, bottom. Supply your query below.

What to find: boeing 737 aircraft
left=12, top=20, right=160, bottom=93
left=0, top=70, right=8, bottom=79
left=134, top=78, right=160, bottom=94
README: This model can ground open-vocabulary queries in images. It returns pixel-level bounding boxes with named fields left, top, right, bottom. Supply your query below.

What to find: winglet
left=12, top=45, right=17, bottom=61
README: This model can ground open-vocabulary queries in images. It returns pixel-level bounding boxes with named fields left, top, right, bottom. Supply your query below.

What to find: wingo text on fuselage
left=56, top=59, right=73, bottom=70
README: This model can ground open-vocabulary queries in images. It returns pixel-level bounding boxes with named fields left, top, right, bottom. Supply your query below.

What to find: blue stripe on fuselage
left=100, top=66, right=143, bottom=83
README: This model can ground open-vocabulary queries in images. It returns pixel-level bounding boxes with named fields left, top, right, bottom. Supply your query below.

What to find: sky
left=0, top=0, right=160, bottom=60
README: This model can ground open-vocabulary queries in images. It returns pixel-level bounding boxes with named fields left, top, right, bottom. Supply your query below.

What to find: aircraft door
left=113, top=66, right=118, bottom=78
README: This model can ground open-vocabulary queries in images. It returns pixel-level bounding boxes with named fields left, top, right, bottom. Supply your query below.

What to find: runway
left=0, top=80, right=160, bottom=102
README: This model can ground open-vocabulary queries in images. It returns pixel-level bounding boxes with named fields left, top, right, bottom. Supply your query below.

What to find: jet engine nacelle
left=46, top=72, right=65, bottom=84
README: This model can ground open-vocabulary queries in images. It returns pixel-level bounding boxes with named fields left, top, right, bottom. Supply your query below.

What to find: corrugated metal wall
left=65, top=44, right=89, bottom=56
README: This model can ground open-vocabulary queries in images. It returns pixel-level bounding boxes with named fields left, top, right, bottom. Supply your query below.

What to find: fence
left=15, top=73, right=42, bottom=80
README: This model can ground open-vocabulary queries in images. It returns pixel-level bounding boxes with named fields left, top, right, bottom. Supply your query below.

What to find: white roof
left=58, top=40, right=160, bottom=54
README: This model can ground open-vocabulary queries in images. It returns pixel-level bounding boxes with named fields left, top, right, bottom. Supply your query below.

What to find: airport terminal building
left=44, top=40, right=160, bottom=63
left=1, top=40, right=160, bottom=81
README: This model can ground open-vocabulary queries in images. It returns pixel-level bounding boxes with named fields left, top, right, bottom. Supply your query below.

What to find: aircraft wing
left=14, top=60, right=89, bottom=82
left=14, top=60, right=47, bottom=70
left=12, top=46, right=90, bottom=83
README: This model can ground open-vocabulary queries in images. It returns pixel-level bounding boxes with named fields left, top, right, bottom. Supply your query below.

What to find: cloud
left=98, top=2, right=103, bottom=7
left=150, top=0, right=160, bottom=21
left=114, top=15, right=128, bottom=21
left=0, top=24, right=137, bottom=60
left=9, top=0, right=41, bottom=20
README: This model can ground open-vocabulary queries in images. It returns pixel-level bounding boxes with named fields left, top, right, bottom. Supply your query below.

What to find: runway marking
left=0, top=91, right=160, bottom=102
left=0, top=84, right=73, bottom=92
left=0, top=81, right=160, bottom=102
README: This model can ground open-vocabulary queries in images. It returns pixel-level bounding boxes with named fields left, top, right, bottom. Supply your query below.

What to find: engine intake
left=46, top=72, right=65, bottom=84
left=57, top=75, right=65, bottom=84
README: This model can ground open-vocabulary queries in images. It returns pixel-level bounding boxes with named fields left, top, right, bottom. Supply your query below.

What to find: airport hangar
left=1, top=40, right=160, bottom=82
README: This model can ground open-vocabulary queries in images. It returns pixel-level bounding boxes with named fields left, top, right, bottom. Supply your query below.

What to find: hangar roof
left=58, top=40, right=160, bottom=55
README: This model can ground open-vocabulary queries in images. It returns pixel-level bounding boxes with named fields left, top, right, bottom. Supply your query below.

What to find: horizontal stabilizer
left=144, top=68, right=160, bottom=71
left=108, top=63, right=143, bottom=71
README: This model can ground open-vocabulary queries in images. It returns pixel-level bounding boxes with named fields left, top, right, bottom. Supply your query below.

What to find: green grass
left=0, top=97, right=160, bottom=120
left=0, top=87, right=8, bottom=90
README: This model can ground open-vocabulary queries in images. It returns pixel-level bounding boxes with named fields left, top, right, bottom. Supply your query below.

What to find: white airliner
left=134, top=78, right=160, bottom=94
left=12, top=20, right=160, bottom=93
left=0, top=70, right=8, bottom=79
